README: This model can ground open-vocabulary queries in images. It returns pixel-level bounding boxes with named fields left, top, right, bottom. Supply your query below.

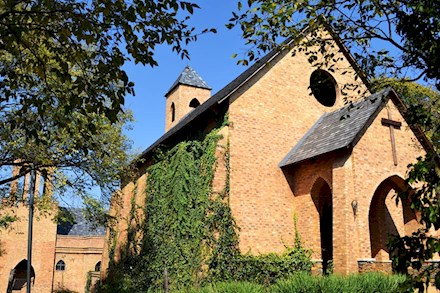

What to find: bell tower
left=164, top=66, right=211, bottom=131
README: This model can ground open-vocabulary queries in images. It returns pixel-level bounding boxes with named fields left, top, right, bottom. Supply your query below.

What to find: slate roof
left=166, top=66, right=211, bottom=96
left=135, top=25, right=387, bottom=164
left=57, top=207, right=106, bottom=236
left=139, top=37, right=299, bottom=160
left=279, top=88, right=392, bottom=167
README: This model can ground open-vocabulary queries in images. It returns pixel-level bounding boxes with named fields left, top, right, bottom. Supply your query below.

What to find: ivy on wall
left=139, top=125, right=233, bottom=290
left=101, top=115, right=312, bottom=292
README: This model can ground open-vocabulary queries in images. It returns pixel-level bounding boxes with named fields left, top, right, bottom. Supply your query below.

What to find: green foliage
left=226, top=219, right=312, bottom=286
left=177, top=281, right=266, bottom=293
left=139, top=132, right=221, bottom=290
left=0, top=213, right=17, bottom=256
left=53, top=289, right=78, bottom=293
left=231, top=245, right=312, bottom=286
left=271, top=272, right=406, bottom=293
left=0, top=0, right=214, bottom=211
left=371, top=79, right=440, bottom=291
left=85, top=272, right=92, bottom=293
left=228, top=0, right=439, bottom=90
left=101, top=117, right=311, bottom=292
left=0, top=0, right=209, bottom=136
left=135, top=273, right=406, bottom=293
left=0, top=213, right=16, bottom=229
left=371, top=78, right=440, bottom=144
left=0, top=107, right=133, bottom=212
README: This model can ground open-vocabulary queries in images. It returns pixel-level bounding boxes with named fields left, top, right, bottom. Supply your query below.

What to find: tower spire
left=164, top=66, right=212, bottom=132
left=165, top=66, right=211, bottom=97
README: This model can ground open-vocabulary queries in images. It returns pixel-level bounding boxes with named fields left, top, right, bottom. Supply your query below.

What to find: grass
left=150, top=272, right=407, bottom=293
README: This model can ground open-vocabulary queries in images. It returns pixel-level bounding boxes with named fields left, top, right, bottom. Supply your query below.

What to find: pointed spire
left=165, top=66, right=211, bottom=96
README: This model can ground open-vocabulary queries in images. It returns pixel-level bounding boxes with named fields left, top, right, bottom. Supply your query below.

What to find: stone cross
left=381, top=108, right=402, bottom=166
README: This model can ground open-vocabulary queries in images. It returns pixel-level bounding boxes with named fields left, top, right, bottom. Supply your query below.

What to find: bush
left=271, top=272, right=406, bottom=293
left=231, top=246, right=312, bottom=285
left=271, top=272, right=317, bottom=293
left=175, top=281, right=265, bottom=293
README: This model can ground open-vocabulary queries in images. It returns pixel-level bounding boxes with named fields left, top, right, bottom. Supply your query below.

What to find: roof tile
left=279, top=88, right=391, bottom=167
left=56, top=207, right=106, bottom=236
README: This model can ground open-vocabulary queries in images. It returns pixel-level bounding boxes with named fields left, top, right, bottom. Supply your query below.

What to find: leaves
left=102, top=115, right=311, bottom=292
left=0, top=0, right=209, bottom=149
left=137, top=128, right=224, bottom=290
left=0, top=0, right=214, bottom=211
left=227, top=0, right=439, bottom=90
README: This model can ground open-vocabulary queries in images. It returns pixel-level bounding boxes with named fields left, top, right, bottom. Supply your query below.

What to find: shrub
left=232, top=245, right=312, bottom=285
left=175, top=281, right=265, bottom=293
left=272, top=272, right=406, bottom=293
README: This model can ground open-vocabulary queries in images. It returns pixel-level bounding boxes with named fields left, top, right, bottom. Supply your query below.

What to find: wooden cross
left=381, top=109, right=401, bottom=166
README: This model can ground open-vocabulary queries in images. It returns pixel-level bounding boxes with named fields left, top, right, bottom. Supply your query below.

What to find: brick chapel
left=103, top=29, right=432, bottom=277
left=0, top=199, right=105, bottom=292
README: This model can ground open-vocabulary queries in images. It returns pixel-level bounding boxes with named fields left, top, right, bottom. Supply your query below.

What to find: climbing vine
left=101, top=114, right=311, bottom=292
left=138, top=126, right=227, bottom=290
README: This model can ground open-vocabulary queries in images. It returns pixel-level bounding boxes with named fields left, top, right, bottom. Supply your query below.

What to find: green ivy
left=138, top=127, right=225, bottom=290
left=101, top=115, right=311, bottom=292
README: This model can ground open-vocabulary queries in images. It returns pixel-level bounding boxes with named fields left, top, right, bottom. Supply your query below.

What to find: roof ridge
left=137, top=25, right=369, bottom=163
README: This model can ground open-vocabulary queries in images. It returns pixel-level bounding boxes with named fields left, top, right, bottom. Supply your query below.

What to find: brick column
left=332, top=151, right=358, bottom=274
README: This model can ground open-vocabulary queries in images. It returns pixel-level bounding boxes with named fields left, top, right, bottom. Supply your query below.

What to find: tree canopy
left=0, top=0, right=210, bottom=207
left=228, top=0, right=439, bottom=90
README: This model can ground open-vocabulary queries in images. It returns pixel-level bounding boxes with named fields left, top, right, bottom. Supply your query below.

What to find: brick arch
left=7, top=259, right=35, bottom=293
left=368, top=175, right=417, bottom=260
left=311, top=177, right=333, bottom=274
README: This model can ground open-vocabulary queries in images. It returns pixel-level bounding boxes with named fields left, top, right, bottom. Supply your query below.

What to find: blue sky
left=123, top=1, right=249, bottom=153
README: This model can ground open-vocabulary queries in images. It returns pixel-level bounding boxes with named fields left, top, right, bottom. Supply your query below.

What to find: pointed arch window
left=171, top=102, right=176, bottom=122
left=55, top=260, right=65, bottom=271
left=189, top=98, right=200, bottom=108
left=95, top=261, right=101, bottom=272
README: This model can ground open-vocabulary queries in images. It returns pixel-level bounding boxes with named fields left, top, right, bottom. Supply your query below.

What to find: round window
left=310, top=70, right=338, bottom=107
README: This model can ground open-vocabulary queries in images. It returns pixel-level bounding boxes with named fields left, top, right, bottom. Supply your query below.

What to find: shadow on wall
left=369, top=175, right=418, bottom=260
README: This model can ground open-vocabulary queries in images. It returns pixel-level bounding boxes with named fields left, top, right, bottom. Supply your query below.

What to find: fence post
left=164, top=268, right=169, bottom=293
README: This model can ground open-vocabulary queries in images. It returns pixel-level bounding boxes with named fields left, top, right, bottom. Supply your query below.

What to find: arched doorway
left=311, top=178, right=333, bottom=274
left=369, top=175, right=417, bottom=260
left=7, top=259, right=35, bottom=293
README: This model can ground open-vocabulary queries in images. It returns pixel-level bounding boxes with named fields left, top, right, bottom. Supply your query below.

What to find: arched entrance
left=369, top=175, right=418, bottom=260
left=311, top=178, right=333, bottom=274
left=6, top=259, right=35, bottom=293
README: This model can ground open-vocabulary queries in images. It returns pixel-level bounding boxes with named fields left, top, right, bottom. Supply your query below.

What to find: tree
left=0, top=0, right=207, bottom=137
left=0, top=0, right=210, bottom=208
left=228, top=0, right=439, bottom=90
left=228, top=1, right=440, bottom=290
left=372, top=79, right=440, bottom=291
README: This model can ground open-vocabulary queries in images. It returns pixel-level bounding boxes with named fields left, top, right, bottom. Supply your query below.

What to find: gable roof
left=57, top=207, right=106, bottom=236
left=279, top=88, right=432, bottom=167
left=165, top=66, right=211, bottom=96
left=138, top=34, right=297, bottom=160
left=137, top=25, right=371, bottom=163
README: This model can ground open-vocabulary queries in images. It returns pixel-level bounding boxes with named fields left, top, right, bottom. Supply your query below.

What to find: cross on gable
left=381, top=109, right=402, bottom=166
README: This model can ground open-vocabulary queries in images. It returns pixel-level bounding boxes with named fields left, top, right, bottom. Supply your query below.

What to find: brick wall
left=0, top=204, right=57, bottom=293
left=105, top=33, right=427, bottom=277
left=227, top=42, right=367, bottom=255
left=350, top=100, right=425, bottom=267
left=53, top=235, right=104, bottom=292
